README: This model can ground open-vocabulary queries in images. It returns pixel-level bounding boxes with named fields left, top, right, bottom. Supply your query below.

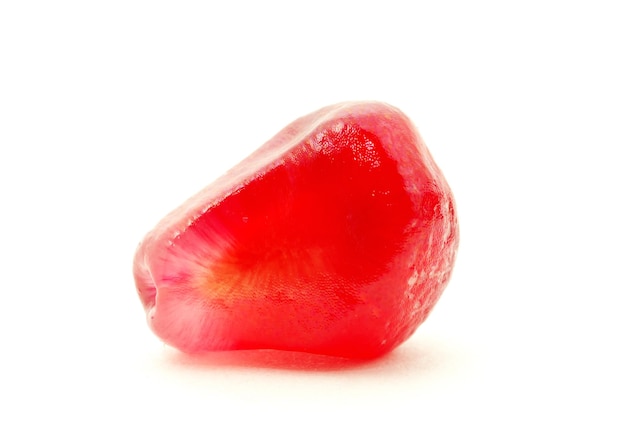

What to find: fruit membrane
left=133, top=102, right=458, bottom=359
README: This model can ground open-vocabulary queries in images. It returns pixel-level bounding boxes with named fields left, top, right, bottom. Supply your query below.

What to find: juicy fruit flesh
left=134, top=102, right=458, bottom=359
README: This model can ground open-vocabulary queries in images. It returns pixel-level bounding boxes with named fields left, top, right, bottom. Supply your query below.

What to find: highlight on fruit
left=133, top=102, right=459, bottom=359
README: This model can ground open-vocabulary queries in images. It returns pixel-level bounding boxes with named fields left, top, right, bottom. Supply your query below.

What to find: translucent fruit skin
left=133, top=102, right=458, bottom=359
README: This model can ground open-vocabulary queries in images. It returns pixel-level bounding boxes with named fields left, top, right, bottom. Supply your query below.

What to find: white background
left=1, top=1, right=625, bottom=441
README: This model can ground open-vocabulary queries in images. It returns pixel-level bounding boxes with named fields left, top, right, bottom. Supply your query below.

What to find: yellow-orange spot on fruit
left=195, top=246, right=328, bottom=306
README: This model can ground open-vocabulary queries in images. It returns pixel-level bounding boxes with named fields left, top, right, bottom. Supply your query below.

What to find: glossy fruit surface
left=133, top=102, right=458, bottom=359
